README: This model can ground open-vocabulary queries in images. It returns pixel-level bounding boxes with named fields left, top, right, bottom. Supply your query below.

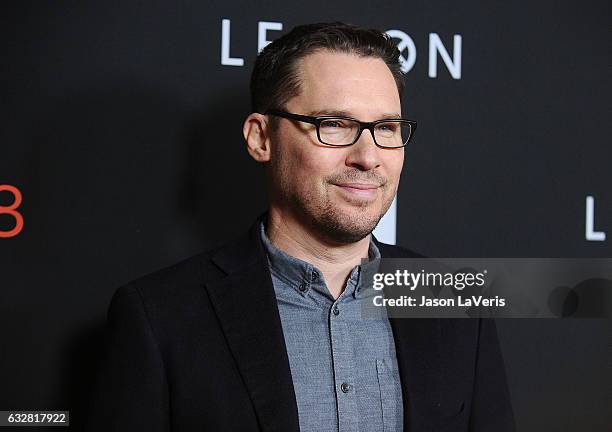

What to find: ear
left=243, top=113, right=272, bottom=163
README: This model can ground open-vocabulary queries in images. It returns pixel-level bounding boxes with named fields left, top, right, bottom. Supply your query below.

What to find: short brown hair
left=250, top=22, right=405, bottom=114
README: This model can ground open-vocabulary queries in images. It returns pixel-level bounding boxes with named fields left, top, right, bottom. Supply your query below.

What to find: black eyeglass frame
left=265, top=109, right=417, bottom=149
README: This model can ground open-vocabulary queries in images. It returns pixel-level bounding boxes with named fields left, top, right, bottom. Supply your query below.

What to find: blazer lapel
left=204, top=219, right=299, bottom=432
left=376, top=239, right=442, bottom=431
left=389, top=316, right=442, bottom=431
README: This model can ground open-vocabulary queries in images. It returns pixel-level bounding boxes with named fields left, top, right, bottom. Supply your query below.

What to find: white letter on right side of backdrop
left=429, top=33, right=462, bottom=79
left=586, top=195, right=606, bottom=241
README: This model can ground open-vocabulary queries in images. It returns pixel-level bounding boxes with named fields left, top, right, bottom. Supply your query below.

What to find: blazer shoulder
left=109, top=221, right=260, bottom=313
left=111, top=245, right=226, bottom=307
left=375, top=240, right=426, bottom=259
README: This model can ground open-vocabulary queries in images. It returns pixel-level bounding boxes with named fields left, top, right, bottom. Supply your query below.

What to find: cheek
left=272, top=141, right=328, bottom=196
left=278, top=140, right=339, bottom=183
left=388, top=152, right=404, bottom=178
left=383, top=152, right=404, bottom=191
left=292, top=153, right=332, bottom=199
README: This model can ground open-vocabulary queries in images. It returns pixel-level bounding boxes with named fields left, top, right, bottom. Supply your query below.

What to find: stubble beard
left=316, top=193, right=385, bottom=244
left=277, top=171, right=394, bottom=245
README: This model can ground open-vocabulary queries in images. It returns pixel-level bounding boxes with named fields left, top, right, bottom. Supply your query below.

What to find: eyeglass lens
left=318, top=119, right=412, bottom=147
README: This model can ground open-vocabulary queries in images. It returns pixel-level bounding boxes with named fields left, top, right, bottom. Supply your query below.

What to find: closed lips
left=334, top=183, right=380, bottom=189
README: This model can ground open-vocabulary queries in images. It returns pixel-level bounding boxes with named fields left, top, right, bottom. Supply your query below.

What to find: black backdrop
left=1, top=1, right=610, bottom=431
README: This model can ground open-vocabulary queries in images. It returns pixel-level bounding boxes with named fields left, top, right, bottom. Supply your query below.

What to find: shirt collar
left=259, top=220, right=381, bottom=299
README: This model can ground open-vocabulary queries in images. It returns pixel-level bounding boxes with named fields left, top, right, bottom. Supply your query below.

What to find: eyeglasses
left=265, top=109, right=417, bottom=148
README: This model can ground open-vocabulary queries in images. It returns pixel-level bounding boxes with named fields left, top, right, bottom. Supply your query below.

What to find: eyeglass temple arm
left=265, top=110, right=318, bottom=125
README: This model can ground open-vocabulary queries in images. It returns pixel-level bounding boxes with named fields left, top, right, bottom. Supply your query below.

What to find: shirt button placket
left=331, top=300, right=357, bottom=432
left=330, top=301, right=341, bottom=429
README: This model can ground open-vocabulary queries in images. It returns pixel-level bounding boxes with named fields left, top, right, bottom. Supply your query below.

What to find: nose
left=345, top=127, right=382, bottom=171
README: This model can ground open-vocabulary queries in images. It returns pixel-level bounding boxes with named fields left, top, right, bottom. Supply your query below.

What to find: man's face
left=268, top=50, right=405, bottom=244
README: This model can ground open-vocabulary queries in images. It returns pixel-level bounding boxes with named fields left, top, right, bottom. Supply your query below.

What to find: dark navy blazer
left=88, top=218, right=515, bottom=431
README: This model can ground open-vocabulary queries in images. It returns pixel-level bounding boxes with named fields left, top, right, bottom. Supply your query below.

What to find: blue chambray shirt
left=260, top=222, right=403, bottom=432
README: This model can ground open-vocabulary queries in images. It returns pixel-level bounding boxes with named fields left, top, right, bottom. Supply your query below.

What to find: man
left=88, top=22, right=515, bottom=431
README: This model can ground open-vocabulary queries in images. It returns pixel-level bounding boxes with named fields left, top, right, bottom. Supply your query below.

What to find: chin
left=315, top=204, right=383, bottom=244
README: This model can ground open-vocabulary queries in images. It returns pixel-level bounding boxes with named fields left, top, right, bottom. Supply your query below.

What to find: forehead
left=289, top=50, right=401, bottom=116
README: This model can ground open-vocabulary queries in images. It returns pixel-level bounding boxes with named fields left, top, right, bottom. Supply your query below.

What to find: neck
left=266, top=206, right=371, bottom=299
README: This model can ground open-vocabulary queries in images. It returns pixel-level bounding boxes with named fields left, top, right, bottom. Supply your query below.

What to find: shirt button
left=311, top=271, right=318, bottom=281
left=340, top=382, right=352, bottom=393
left=332, top=305, right=340, bottom=316
left=298, top=282, right=307, bottom=292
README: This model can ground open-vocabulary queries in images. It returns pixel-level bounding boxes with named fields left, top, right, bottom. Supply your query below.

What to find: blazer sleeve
left=87, top=285, right=170, bottom=432
left=469, top=318, right=516, bottom=431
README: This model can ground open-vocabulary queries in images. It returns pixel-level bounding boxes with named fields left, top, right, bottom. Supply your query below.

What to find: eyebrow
left=307, top=109, right=402, bottom=120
